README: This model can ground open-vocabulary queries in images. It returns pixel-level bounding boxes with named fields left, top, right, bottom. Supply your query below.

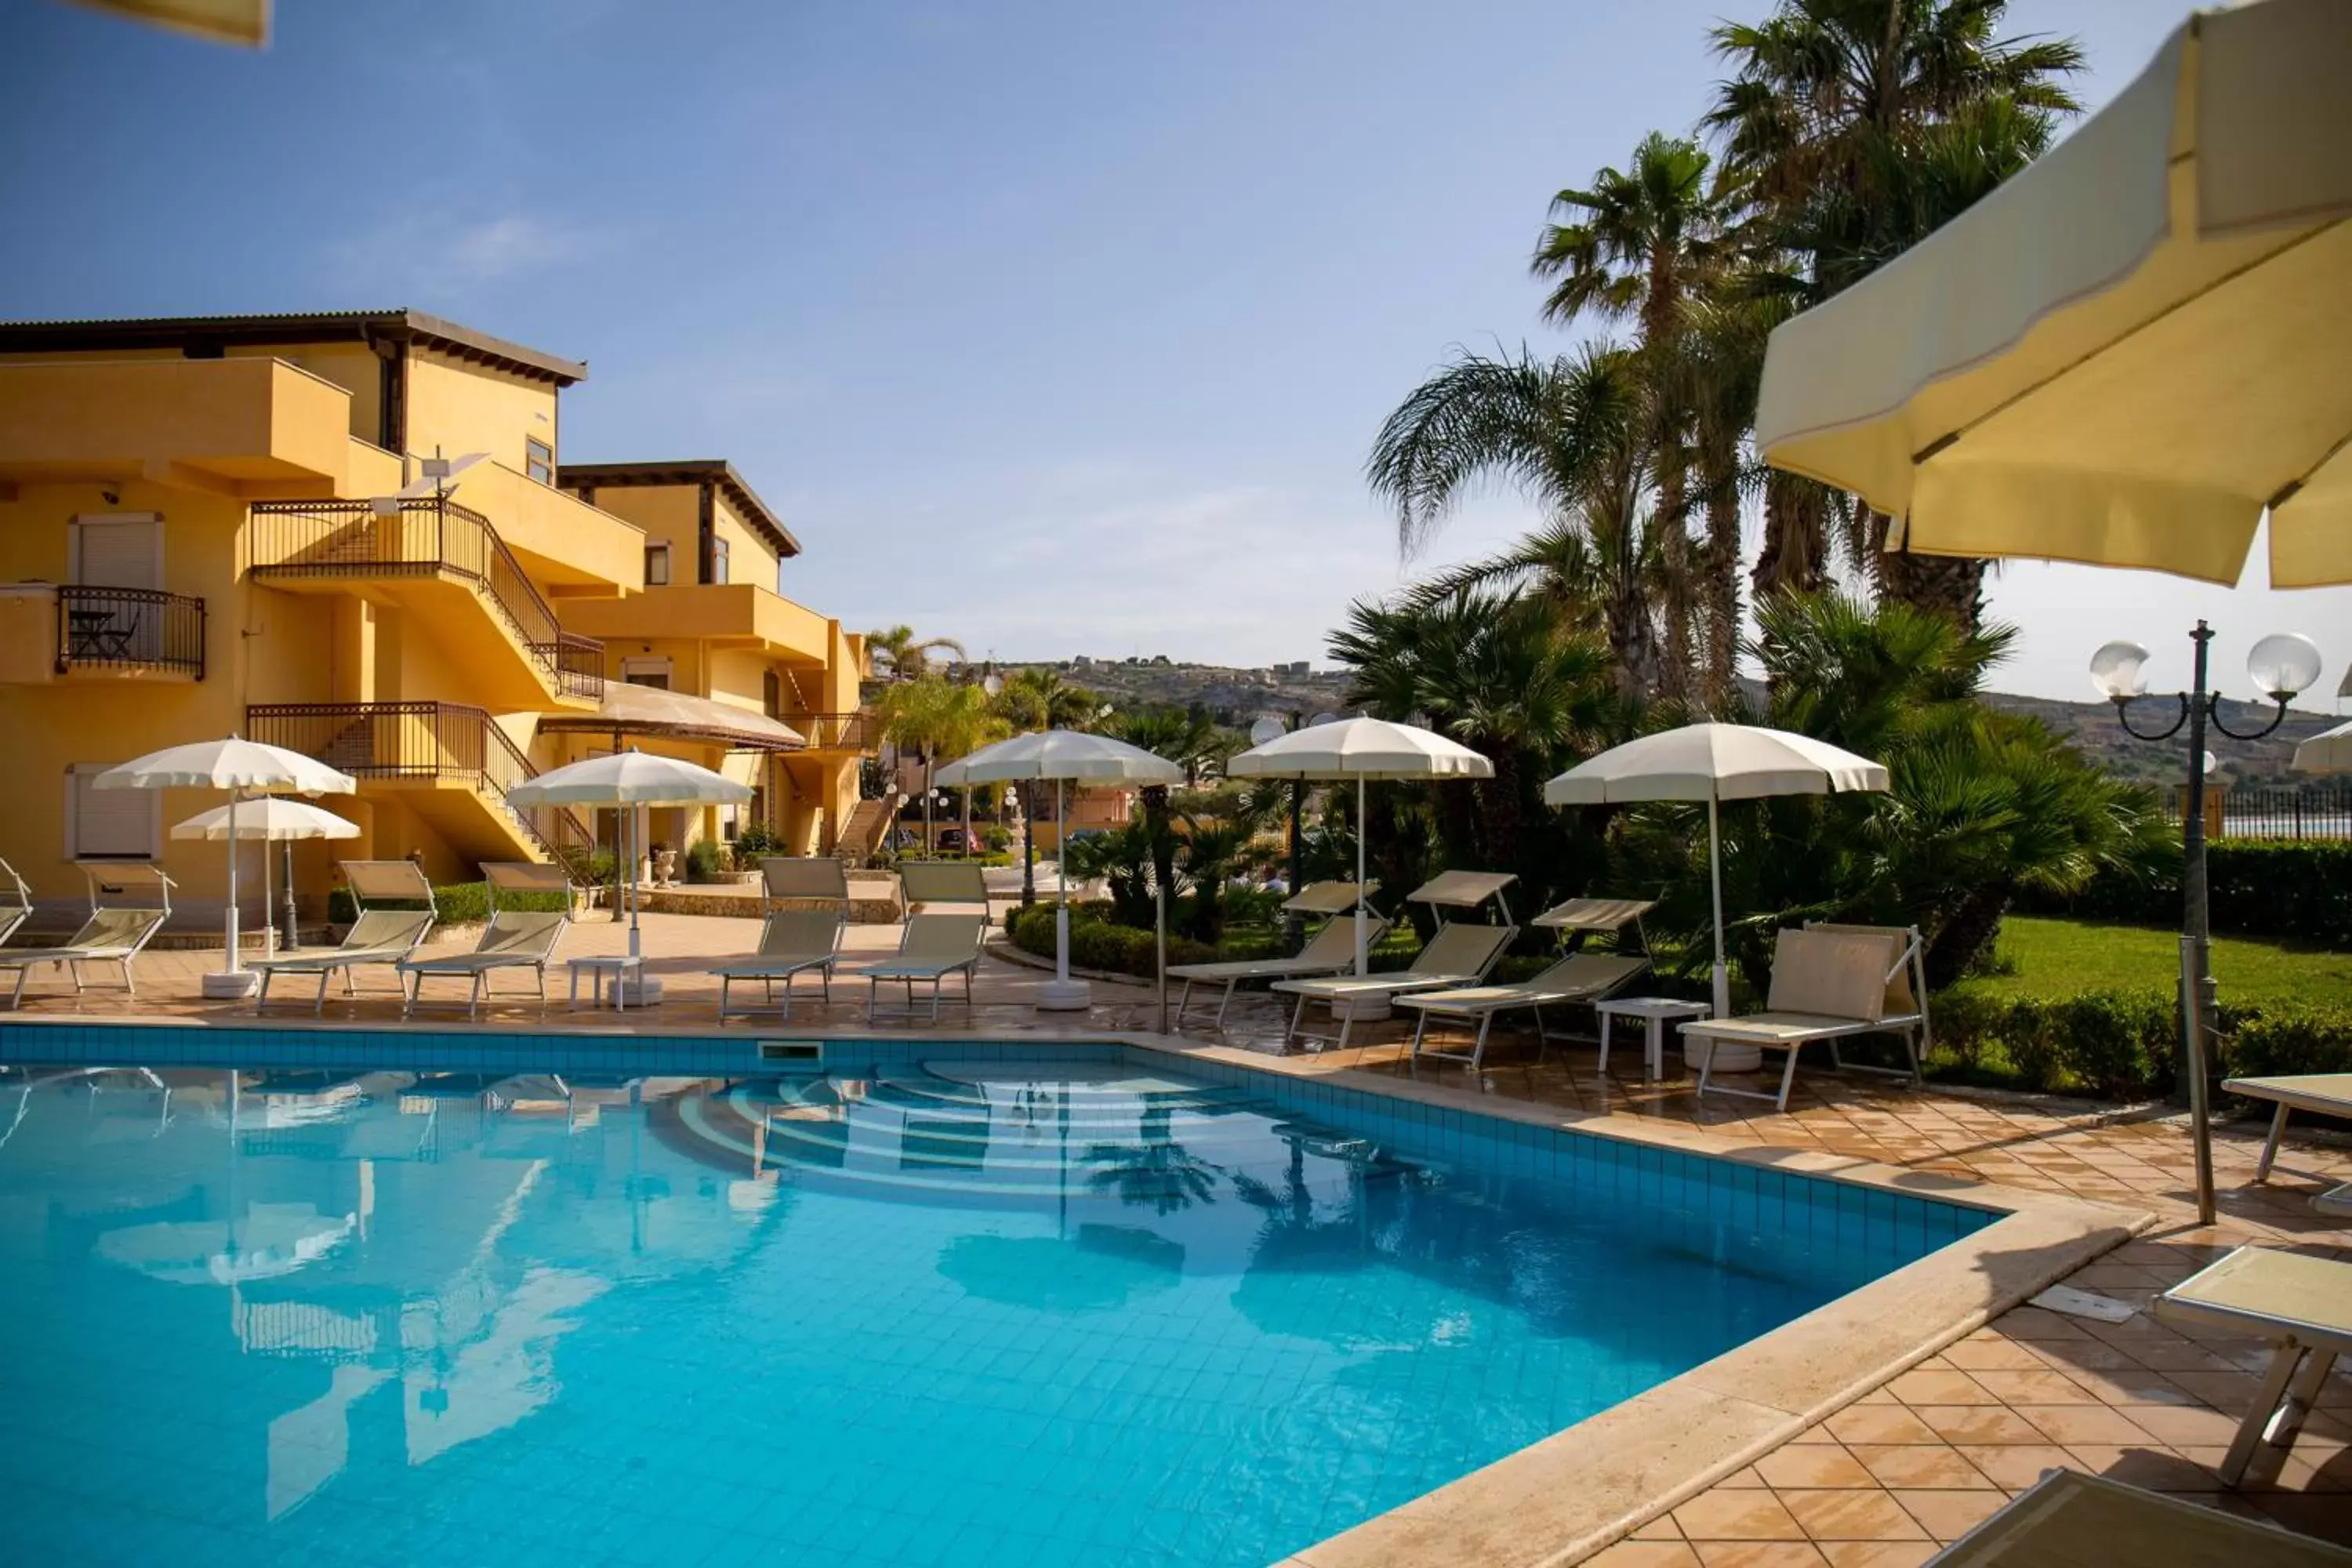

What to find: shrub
left=1929, top=985, right=2352, bottom=1101
left=327, top=880, right=568, bottom=926
left=684, top=840, right=730, bottom=883
left=2016, top=839, right=2352, bottom=949
left=1004, top=903, right=1218, bottom=976
left=731, top=822, right=782, bottom=866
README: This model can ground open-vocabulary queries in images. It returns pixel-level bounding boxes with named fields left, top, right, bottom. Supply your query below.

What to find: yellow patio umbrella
left=1753, top=0, right=2352, bottom=588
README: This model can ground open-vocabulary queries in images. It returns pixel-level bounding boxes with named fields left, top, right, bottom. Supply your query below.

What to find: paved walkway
left=5, top=909, right=2348, bottom=1561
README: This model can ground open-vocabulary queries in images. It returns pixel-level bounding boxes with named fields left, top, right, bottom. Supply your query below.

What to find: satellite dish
left=1308, top=712, right=1340, bottom=728
left=1247, top=717, right=1284, bottom=747
left=370, top=450, right=491, bottom=515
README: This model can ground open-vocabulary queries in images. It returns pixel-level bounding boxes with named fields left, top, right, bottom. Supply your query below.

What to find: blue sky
left=3, top=0, right=2345, bottom=708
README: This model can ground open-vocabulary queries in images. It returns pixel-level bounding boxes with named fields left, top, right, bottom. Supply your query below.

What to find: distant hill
left=1006, top=657, right=2339, bottom=786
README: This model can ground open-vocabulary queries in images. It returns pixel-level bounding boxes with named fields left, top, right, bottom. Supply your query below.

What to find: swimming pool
left=0, top=1030, right=1995, bottom=1567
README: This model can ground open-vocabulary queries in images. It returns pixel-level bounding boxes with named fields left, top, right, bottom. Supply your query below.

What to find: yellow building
left=0, top=309, right=873, bottom=927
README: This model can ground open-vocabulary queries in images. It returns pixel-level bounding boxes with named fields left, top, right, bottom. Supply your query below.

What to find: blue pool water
left=0, top=1037, right=1992, bottom=1567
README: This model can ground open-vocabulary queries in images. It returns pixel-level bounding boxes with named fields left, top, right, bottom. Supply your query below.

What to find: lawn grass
left=1983, top=915, right=2352, bottom=1009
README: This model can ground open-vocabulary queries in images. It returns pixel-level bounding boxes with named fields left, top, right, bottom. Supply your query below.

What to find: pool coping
left=0, top=1014, right=2151, bottom=1567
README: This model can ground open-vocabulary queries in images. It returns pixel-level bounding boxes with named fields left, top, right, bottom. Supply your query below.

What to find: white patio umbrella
left=171, top=798, right=360, bottom=958
left=1544, top=724, right=1888, bottom=1022
left=506, top=750, right=751, bottom=1001
left=937, top=729, right=1182, bottom=1011
left=1226, top=717, right=1494, bottom=977
left=2293, top=719, right=2352, bottom=775
left=97, top=737, right=356, bottom=999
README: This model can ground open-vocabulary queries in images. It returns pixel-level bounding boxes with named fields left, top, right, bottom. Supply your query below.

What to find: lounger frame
left=1679, top=923, right=1931, bottom=1112
left=397, top=863, right=572, bottom=1019
left=863, top=912, right=989, bottom=1024
left=714, top=905, right=849, bottom=1022
left=1401, top=953, right=1651, bottom=1073
left=0, top=864, right=176, bottom=1010
left=253, top=860, right=438, bottom=1014
left=1166, top=906, right=1393, bottom=1029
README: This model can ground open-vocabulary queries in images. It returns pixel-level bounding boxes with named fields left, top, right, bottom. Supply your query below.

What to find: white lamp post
left=2089, top=622, right=2322, bottom=1225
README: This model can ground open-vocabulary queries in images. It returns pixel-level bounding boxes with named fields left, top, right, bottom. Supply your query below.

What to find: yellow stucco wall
left=710, top=489, right=780, bottom=590
left=577, top=483, right=699, bottom=581
left=401, top=349, right=560, bottom=477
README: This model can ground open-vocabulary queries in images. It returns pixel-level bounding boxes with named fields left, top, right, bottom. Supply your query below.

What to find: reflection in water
left=0, top=1058, right=1980, bottom=1568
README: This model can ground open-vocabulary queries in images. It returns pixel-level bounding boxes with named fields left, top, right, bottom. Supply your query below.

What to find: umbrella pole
left=1354, top=775, right=1368, bottom=978
left=1054, top=778, right=1069, bottom=988
left=1708, top=797, right=1730, bottom=1018
left=259, top=818, right=274, bottom=959
left=225, top=791, right=242, bottom=975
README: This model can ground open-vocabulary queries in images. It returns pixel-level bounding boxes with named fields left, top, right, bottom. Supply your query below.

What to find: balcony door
left=67, top=514, right=165, bottom=665
left=70, top=514, right=162, bottom=589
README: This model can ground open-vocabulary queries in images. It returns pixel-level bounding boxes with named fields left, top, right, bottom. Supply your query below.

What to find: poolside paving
left=5, top=907, right=2350, bottom=1561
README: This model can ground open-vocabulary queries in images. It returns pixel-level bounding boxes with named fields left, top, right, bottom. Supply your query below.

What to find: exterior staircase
left=836, top=790, right=903, bottom=866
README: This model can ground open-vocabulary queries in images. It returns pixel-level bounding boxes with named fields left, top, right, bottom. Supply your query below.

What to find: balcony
left=248, top=496, right=602, bottom=702
left=246, top=701, right=594, bottom=869
left=0, top=583, right=206, bottom=684
left=789, top=710, right=878, bottom=752
left=0, top=356, right=352, bottom=494
left=557, top=581, right=838, bottom=665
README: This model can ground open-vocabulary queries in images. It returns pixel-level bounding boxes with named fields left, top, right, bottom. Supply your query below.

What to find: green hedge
left=328, top=881, right=570, bottom=926
left=1929, top=985, right=2352, bottom=1101
left=2016, top=840, right=2352, bottom=949
left=1004, top=904, right=1219, bottom=977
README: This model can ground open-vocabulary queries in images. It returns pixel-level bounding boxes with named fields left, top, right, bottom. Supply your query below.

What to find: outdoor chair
left=0, top=864, right=176, bottom=1010
left=1399, top=952, right=1651, bottom=1072
left=713, top=909, right=848, bottom=1021
left=397, top=863, right=572, bottom=1018
left=895, top=858, right=990, bottom=915
left=863, top=911, right=989, bottom=1022
left=1272, top=920, right=1517, bottom=1052
left=757, top=855, right=851, bottom=906
left=250, top=859, right=437, bottom=1014
left=1165, top=908, right=1393, bottom=1029
left=2155, top=1246, right=2352, bottom=1489
left=1677, top=924, right=1929, bottom=1112
left=2224, top=1072, right=2352, bottom=1186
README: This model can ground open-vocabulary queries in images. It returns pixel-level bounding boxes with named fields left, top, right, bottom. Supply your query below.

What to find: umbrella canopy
left=1225, top=717, right=1494, bottom=783
left=935, top=729, right=1182, bottom=788
left=96, top=736, right=354, bottom=797
left=505, top=750, right=752, bottom=808
left=1229, top=718, right=1494, bottom=977
left=935, top=729, right=1184, bottom=1011
left=536, top=682, right=804, bottom=751
left=507, top=750, right=750, bottom=967
left=1754, top=0, right=2352, bottom=587
left=1544, top=724, right=1887, bottom=806
left=169, top=798, right=361, bottom=840
left=2293, top=719, right=2352, bottom=775
left=1545, top=724, right=1888, bottom=1017
left=94, top=736, right=356, bottom=989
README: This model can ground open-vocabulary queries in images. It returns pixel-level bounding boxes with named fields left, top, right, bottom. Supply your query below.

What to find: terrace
left=4, top=907, right=2346, bottom=1563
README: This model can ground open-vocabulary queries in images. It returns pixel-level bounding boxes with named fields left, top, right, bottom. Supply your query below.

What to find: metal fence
left=2166, top=782, right=2352, bottom=840
left=248, top=497, right=603, bottom=700
left=56, top=584, right=206, bottom=678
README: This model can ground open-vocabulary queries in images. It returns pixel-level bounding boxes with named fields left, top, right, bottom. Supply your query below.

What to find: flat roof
left=557, top=459, right=800, bottom=558
left=0, top=308, right=587, bottom=386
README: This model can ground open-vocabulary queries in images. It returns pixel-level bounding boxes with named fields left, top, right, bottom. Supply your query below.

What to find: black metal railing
left=2167, top=782, right=2352, bottom=841
left=55, top=585, right=205, bottom=678
left=247, top=497, right=604, bottom=700
left=246, top=701, right=596, bottom=866
left=790, top=710, right=877, bottom=750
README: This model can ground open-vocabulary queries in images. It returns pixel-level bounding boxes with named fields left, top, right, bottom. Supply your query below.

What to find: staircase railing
left=248, top=497, right=604, bottom=700
left=245, top=701, right=595, bottom=868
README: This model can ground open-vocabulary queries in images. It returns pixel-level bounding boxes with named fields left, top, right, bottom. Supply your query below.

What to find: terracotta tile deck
left=6, top=909, right=2350, bottom=1560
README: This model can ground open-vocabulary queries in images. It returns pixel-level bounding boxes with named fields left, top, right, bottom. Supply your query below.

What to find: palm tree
left=935, top=681, right=1010, bottom=857
left=1369, top=343, right=1669, bottom=699
left=1707, top=0, right=2085, bottom=626
left=862, top=625, right=967, bottom=683
left=874, top=674, right=1004, bottom=852
left=1105, top=706, right=1230, bottom=903
left=1533, top=132, right=1729, bottom=698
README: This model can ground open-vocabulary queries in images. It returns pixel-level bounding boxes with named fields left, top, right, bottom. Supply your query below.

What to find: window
left=525, top=437, right=555, bottom=485
left=67, top=764, right=159, bottom=860
left=763, top=670, right=782, bottom=720
left=644, top=543, right=671, bottom=587
left=709, top=535, right=730, bottom=586
left=621, top=657, right=672, bottom=691
left=70, top=513, right=162, bottom=589
left=777, top=559, right=789, bottom=597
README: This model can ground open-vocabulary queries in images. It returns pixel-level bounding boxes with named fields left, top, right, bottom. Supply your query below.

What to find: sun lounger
left=895, top=859, right=989, bottom=914
left=713, top=909, right=848, bottom=1021
left=251, top=859, right=437, bottom=1014
left=757, top=855, right=851, bottom=905
left=0, top=864, right=176, bottom=1009
left=864, top=911, right=990, bottom=1022
left=1399, top=952, right=1652, bottom=1070
left=1925, top=1467, right=2352, bottom=1566
left=1678, top=924, right=1928, bottom=1112
left=1165, top=911, right=1395, bottom=1029
left=397, top=863, right=572, bottom=1018
left=2223, top=1073, right=2352, bottom=1185
left=2154, top=1245, right=2352, bottom=1489
left=0, top=860, right=29, bottom=951
left=1273, top=920, right=1517, bottom=1051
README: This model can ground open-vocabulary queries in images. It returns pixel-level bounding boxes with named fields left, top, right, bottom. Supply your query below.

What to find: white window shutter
left=68, top=766, right=158, bottom=860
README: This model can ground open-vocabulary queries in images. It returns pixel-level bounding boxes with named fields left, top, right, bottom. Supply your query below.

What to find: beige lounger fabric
left=866, top=912, right=990, bottom=1020
left=713, top=909, right=847, bottom=1019
left=252, top=909, right=437, bottom=1014
left=0, top=905, right=172, bottom=1007
left=1164, top=916, right=1397, bottom=1028
left=1928, top=1467, right=2352, bottom=1567
left=1275, top=922, right=1516, bottom=1050
left=2156, top=1245, right=2352, bottom=1488
left=398, top=910, right=569, bottom=1016
left=1399, top=953, right=1651, bottom=1070
left=2223, top=1073, right=2352, bottom=1184
left=1679, top=927, right=1924, bottom=1110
